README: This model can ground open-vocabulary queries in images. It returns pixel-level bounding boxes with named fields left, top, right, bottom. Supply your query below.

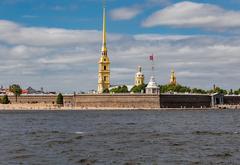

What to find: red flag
left=149, top=54, right=154, bottom=61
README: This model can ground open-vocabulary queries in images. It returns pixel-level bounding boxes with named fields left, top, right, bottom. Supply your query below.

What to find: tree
left=209, top=86, right=227, bottom=95
left=130, top=84, right=146, bottom=93
left=121, top=85, right=129, bottom=93
left=191, top=88, right=207, bottom=94
left=9, top=84, right=22, bottom=103
left=110, top=85, right=129, bottom=93
left=234, top=89, right=240, bottom=95
left=229, top=89, right=233, bottom=95
left=159, top=84, right=191, bottom=94
left=2, top=95, right=10, bottom=104
left=103, top=88, right=110, bottom=93
left=56, top=93, right=64, bottom=105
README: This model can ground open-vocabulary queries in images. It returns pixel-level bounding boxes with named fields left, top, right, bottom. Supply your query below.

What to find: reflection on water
left=0, top=110, right=240, bottom=164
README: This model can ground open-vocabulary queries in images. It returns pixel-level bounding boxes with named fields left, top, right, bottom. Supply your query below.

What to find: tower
left=170, top=69, right=177, bottom=85
left=98, top=1, right=110, bottom=93
left=135, top=66, right=144, bottom=86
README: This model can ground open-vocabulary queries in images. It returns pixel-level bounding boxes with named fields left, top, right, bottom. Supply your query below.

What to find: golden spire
left=98, top=0, right=110, bottom=94
left=102, top=0, right=107, bottom=53
left=170, top=68, right=177, bottom=85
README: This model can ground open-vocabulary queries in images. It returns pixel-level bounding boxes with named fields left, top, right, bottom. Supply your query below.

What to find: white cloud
left=0, top=19, right=240, bottom=92
left=143, top=1, right=240, bottom=29
left=110, top=7, right=142, bottom=20
left=110, top=0, right=171, bottom=21
left=0, top=20, right=123, bottom=47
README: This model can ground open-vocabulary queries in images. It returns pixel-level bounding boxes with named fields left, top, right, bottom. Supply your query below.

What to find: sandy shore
left=0, top=104, right=240, bottom=111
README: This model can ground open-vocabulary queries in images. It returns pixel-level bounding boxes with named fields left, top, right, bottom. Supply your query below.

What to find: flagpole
left=150, top=54, right=155, bottom=78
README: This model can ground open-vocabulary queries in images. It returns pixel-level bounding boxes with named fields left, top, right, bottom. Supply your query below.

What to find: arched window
left=104, top=65, right=107, bottom=70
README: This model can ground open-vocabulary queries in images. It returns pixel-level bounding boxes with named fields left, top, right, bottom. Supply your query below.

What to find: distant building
left=146, top=76, right=160, bottom=94
left=170, top=69, right=177, bottom=85
left=26, top=87, right=46, bottom=94
left=135, top=66, right=144, bottom=86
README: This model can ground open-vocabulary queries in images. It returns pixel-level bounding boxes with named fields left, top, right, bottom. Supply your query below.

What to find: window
left=104, top=65, right=107, bottom=70
left=104, top=76, right=107, bottom=81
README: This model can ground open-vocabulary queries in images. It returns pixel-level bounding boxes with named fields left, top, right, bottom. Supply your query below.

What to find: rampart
left=0, top=94, right=240, bottom=109
left=160, top=94, right=212, bottom=108
left=74, top=94, right=160, bottom=109
left=223, top=96, right=240, bottom=105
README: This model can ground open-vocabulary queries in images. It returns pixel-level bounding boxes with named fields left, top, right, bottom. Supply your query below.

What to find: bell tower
left=98, top=0, right=110, bottom=93
left=135, top=66, right=144, bottom=86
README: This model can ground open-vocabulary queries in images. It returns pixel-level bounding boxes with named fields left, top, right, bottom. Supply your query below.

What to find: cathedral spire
left=102, top=0, right=107, bottom=53
left=98, top=0, right=110, bottom=93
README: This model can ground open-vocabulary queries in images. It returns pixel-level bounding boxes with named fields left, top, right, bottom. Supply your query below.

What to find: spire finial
left=102, top=0, right=107, bottom=53
left=103, top=0, right=106, bottom=8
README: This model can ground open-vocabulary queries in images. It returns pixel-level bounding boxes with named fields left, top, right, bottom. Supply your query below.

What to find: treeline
left=109, top=84, right=146, bottom=94
left=109, top=83, right=240, bottom=95
left=159, top=84, right=230, bottom=94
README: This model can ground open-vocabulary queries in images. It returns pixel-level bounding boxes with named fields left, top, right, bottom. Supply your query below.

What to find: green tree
left=9, top=84, right=22, bottom=103
left=234, top=89, right=240, bottom=95
left=103, top=88, right=110, bottom=93
left=209, top=86, right=227, bottom=95
left=130, top=84, right=146, bottom=93
left=2, top=95, right=10, bottom=104
left=159, top=84, right=191, bottom=94
left=110, top=85, right=129, bottom=93
left=191, top=88, right=207, bottom=94
left=121, top=85, right=129, bottom=93
left=56, top=93, right=64, bottom=105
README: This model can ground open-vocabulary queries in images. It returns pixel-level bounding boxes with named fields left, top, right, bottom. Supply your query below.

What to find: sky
left=0, top=0, right=240, bottom=93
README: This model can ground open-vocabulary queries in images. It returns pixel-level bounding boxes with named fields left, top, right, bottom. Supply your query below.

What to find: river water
left=0, top=110, right=240, bottom=165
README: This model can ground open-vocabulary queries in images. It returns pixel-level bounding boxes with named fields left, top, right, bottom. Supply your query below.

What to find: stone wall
left=1, top=95, right=74, bottom=106
left=1, top=94, right=240, bottom=109
left=160, top=94, right=212, bottom=108
left=74, top=94, right=160, bottom=109
left=224, top=96, right=240, bottom=105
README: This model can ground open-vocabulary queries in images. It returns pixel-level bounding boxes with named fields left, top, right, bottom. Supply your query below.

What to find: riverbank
left=0, top=104, right=240, bottom=111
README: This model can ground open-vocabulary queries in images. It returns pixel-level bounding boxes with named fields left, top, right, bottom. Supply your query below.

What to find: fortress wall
left=8, top=95, right=57, bottom=104
left=3, top=94, right=236, bottom=109
left=224, top=96, right=240, bottom=105
left=5, top=95, right=74, bottom=105
left=160, top=94, right=211, bottom=108
left=74, top=94, right=160, bottom=109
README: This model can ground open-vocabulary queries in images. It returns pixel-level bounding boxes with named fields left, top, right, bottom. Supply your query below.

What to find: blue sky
left=0, top=0, right=240, bottom=92
left=2, top=0, right=240, bottom=34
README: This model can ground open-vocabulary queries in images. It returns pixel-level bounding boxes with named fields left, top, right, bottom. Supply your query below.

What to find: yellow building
left=135, top=66, right=144, bottom=86
left=170, top=69, right=177, bottom=85
left=98, top=3, right=110, bottom=93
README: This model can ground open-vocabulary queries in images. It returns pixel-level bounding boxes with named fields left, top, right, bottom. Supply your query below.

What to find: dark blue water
left=0, top=110, right=240, bottom=165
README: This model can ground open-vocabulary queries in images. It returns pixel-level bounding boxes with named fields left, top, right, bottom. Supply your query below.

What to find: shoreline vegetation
left=0, top=104, right=239, bottom=111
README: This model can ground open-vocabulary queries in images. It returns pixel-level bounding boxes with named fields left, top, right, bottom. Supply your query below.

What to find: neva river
left=0, top=110, right=240, bottom=165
